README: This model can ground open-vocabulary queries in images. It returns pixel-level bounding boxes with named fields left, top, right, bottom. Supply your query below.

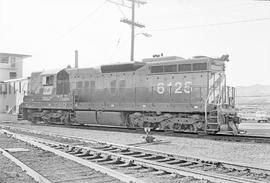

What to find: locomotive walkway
left=1, top=126, right=269, bottom=183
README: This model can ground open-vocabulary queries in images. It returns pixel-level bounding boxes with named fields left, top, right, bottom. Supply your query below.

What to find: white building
left=0, top=53, right=31, bottom=114
left=0, top=78, right=29, bottom=113
left=0, top=53, right=31, bottom=81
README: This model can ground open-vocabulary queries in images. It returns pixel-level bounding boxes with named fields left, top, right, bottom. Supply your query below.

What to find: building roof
left=0, top=53, right=31, bottom=58
left=3, top=77, right=29, bottom=83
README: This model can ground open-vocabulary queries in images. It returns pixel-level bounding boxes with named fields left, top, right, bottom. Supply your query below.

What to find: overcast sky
left=0, top=0, right=270, bottom=86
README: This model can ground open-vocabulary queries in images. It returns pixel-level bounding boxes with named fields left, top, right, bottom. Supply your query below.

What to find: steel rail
left=0, top=130, right=141, bottom=183
left=2, top=122, right=270, bottom=144
left=2, top=125, right=269, bottom=174
left=0, top=147, right=53, bottom=183
left=2, top=129, right=267, bottom=183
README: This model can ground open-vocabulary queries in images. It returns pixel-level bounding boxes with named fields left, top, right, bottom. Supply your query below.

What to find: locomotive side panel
left=73, top=61, right=209, bottom=113
left=118, top=72, right=135, bottom=108
left=147, top=72, right=208, bottom=112
left=97, top=111, right=125, bottom=126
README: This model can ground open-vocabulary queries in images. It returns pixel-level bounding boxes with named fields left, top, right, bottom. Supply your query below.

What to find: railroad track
left=5, top=120, right=270, bottom=144
left=0, top=132, right=126, bottom=183
left=1, top=126, right=269, bottom=183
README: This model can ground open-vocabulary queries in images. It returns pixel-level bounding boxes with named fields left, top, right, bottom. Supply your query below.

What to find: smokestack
left=75, top=50, right=78, bottom=68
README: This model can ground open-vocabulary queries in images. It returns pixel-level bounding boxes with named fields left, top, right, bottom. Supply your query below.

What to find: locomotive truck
left=19, top=55, right=240, bottom=134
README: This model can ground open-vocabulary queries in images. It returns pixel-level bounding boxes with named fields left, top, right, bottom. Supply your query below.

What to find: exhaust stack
left=75, top=50, right=78, bottom=68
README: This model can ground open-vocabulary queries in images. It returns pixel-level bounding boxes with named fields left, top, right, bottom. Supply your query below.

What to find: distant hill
left=236, top=85, right=270, bottom=97
left=235, top=85, right=270, bottom=108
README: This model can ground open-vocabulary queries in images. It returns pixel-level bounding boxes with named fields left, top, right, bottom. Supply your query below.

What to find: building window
left=9, top=72, right=17, bottom=79
left=13, top=82, right=15, bottom=94
left=9, top=84, right=11, bottom=94
left=0, top=57, right=9, bottom=64
left=3, top=83, right=7, bottom=94
left=10, top=57, right=16, bottom=68
left=19, top=82, right=21, bottom=93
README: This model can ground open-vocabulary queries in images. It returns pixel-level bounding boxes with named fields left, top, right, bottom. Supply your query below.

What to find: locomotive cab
left=145, top=55, right=239, bottom=134
left=205, top=55, right=239, bottom=134
left=20, top=69, right=72, bottom=123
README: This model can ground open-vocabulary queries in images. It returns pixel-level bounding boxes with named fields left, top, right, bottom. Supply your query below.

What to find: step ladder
left=204, top=74, right=224, bottom=133
left=206, top=109, right=220, bottom=133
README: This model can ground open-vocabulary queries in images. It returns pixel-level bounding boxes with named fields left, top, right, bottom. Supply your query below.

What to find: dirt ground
left=239, top=122, right=270, bottom=136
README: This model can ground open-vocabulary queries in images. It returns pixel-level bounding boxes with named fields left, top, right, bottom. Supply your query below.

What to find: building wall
left=0, top=78, right=29, bottom=114
left=0, top=56, right=23, bottom=81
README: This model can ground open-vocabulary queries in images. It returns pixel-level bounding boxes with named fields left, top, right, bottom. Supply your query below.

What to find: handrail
left=204, top=73, right=225, bottom=132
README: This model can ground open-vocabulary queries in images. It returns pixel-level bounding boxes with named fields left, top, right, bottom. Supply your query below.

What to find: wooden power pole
left=119, top=0, right=146, bottom=61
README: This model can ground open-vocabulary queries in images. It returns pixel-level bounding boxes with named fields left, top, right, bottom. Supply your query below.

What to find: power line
left=147, top=17, right=270, bottom=32
left=116, top=4, right=127, bottom=17
left=58, top=1, right=107, bottom=40
left=109, top=0, right=146, bottom=61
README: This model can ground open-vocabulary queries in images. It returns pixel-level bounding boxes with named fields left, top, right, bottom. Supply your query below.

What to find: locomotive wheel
left=30, top=116, right=38, bottom=124
left=173, top=123, right=181, bottom=131
left=154, top=122, right=162, bottom=130
left=63, top=114, right=70, bottom=124
left=185, top=125, right=195, bottom=132
left=160, top=120, right=172, bottom=130
left=193, top=121, right=204, bottom=132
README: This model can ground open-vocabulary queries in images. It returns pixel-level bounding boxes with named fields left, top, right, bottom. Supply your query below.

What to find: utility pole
left=119, top=0, right=146, bottom=61
left=131, top=0, right=135, bottom=62
left=107, top=0, right=147, bottom=61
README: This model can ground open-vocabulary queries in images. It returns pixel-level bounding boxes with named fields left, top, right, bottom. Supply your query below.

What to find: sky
left=0, top=0, right=270, bottom=86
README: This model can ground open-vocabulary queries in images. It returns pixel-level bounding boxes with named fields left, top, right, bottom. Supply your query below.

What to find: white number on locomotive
left=156, top=82, right=192, bottom=94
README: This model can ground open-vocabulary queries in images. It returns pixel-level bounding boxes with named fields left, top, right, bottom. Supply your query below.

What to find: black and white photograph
left=0, top=0, right=270, bottom=182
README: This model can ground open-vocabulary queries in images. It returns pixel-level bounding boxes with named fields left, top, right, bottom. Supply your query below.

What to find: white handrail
left=204, top=74, right=225, bottom=132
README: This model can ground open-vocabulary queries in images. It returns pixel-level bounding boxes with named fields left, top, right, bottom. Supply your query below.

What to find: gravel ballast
left=0, top=154, right=37, bottom=183
left=1, top=123, right=270, bottom=170
left=0, top=133, right=123, bottom=183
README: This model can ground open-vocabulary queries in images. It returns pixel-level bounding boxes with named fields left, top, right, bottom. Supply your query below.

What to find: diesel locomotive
left=19, top=55, right=240, bottom=134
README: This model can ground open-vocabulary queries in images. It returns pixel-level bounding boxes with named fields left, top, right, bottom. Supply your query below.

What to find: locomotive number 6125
left=156, top=81, right=192, bottom=94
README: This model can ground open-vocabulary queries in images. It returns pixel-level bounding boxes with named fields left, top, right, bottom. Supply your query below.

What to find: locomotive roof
left=101, top=61, right=145, bottom=73
left=66, top=67, right=101, bottom=74
left=144, top=55, right=229, bottom=66
left=41, top=69, right=63, bottom=76
left=145, top=57, right=211, bottom=65
left=142, top=56, right=184, bottom=62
